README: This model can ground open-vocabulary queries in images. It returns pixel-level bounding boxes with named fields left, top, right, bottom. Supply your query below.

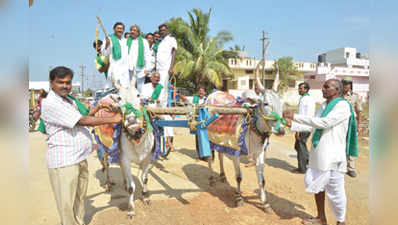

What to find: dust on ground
left=29, top=127, right=369, bottom=225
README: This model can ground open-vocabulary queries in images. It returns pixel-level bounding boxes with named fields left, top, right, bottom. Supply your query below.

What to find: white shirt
left=41, top=91, right=93, bottom=168
left=156, top=35, right=177, bottom=71
left=128, top=37, right=152, bottom=76
left=290, top=100, right=351, bottom=172
left=298, top=94, right=315, bottom=117
left=140, top=83, right=159, bottom=107
left=101, top=36, right=130, bottom=82
left=148, top=47, right=156, bottom=72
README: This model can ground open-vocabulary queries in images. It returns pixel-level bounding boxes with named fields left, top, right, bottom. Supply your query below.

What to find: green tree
left=166, top=8, right=234, bottom=92
left=274, top=57, right=303, bottom=94
left=83, top=88, right=93, bottom=97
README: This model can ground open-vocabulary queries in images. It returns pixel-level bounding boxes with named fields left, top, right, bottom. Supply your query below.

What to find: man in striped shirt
left=41, top=66, right=121, bottom=225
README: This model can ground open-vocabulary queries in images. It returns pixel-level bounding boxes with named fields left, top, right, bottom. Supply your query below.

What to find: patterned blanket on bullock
left=207, top=91, right=249, bottom=156
left=93, top=93, right=163, bottom=163
left=93, top=95, right=121, bottom=163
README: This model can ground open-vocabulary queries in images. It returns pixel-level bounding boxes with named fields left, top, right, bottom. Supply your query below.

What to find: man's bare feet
left=245, top=161, right=255, bottom=167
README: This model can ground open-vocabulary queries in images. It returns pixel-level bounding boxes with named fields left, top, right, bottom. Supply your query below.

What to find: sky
left=5, top=0, right=376, bottom=89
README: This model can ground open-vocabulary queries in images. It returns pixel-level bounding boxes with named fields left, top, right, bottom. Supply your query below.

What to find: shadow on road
left=266, top=157, right=297, bottom=172
left=182, top=163, right=241, bottom=208
left=84, top=167, right=143, bottom=224
left=245, top=189, right=312, bottom=220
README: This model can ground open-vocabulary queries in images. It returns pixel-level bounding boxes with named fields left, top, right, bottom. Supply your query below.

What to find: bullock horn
left=272, top=61, right=279, bottom=92
left=131, top=67, right=137, bottom=88
left=255, top=60, right=265, bottom=93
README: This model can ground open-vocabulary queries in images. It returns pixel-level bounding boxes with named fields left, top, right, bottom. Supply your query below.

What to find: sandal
left=302, top=217, right=327, bottom=225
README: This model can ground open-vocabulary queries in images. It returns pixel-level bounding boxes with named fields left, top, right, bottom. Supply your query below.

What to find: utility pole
left=92, top=69, right=96, bottom=91
left=79, top=65, right=86, bottom=93
left=260, top=31, right=270, bottom=88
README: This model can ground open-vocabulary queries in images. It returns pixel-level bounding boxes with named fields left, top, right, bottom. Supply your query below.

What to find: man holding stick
left=101, top=21, right=130, bottom=89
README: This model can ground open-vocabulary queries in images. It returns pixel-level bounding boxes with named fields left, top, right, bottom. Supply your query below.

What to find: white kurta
left=290, top=100, right=351, bottom=173
left=128, top=38, right=152, bottom=77
left=140, top=83, right=156, bottom=103
left=140, top=83, right=174, bottom=137
left=291, top=99, right=350, bottom=223
left=101, top=37, right=130, bottom=88
left=298, top=94, right=316, bottom=117
left=148, top=47, right=156, bottom=72
left=156, top=35, right=177, bottom=105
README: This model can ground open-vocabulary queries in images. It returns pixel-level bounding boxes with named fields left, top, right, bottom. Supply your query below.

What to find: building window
left=288, top=80, right=296, bottom=88
left=245, top=69, right=253, bottom=74
left=249, top=79, right=254, bottom=89
left=310, top=75, right=315, bottom=79
left=346, top=52, right=350, bottom=58
left=232, top=81, right=237, bottom=89
left=240, top=80, right=246, bottom=87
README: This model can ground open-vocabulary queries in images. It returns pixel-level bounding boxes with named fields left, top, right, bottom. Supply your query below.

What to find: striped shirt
left=41, top=90, right=93, bottom=168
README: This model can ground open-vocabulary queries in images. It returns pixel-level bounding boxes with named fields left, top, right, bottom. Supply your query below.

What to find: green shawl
left=127, top=35, right=145, bottom=68
left=38, top=94, right=89, bottom=134
left=110, top=33, right=122, bottom=60
left=96, top=54, right=108, bottom=79
left=150, top=84, right=163, bottom=102
left=311, top=97, right=358, bottom=156
left=192, top=95, right=199, bottom=104
left=152, top=40, right=161, bottom=53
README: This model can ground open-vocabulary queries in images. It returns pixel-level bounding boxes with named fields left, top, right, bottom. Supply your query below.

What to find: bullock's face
left=109, top=90, right=143, bottom=136
left=257, top=90, right=285, bottom=136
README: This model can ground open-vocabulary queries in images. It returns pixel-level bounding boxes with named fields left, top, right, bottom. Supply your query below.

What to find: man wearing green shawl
left=102, top=22, right=130, bottom=89
left=127, top=25, right=152, bottom=93
left=41, top=66, right=121, bottom=225
left=283, top=79, right=356, bottom=225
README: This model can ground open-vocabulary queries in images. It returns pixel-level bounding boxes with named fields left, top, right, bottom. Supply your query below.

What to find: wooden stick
left=96, top=15, right=108, bottom=37
left=146, top=106, right=251, bottom=115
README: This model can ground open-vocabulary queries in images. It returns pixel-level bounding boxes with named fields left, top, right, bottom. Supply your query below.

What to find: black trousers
left=294, top=132, right=310, bottom=172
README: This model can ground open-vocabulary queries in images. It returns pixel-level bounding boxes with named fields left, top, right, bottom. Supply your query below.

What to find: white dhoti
left=163, top=115, right=174, bottom=137
left=158, top=69, right=169, bottom=106
left=111, top=71, right=131, bottom=89
left=305, top=168, right=347, bottom=222
left=129, top=70, right=146, bottom=93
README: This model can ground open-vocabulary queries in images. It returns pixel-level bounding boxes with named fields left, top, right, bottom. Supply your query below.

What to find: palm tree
left=166, top=9, right=234, bottom=91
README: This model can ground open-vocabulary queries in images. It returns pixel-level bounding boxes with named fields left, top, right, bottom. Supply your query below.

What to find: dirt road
left=29, top=128, right=369, bottom=225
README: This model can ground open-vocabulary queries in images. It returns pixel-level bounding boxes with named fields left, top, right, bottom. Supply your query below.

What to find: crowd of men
left=94, top=22, right=176, bottom=106
left=38, top=21, right=364, bottom=225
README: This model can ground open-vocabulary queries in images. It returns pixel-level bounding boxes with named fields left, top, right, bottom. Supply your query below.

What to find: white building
left=226, top=53, right=316, bottom=99
left=305, top=47, right=369, bottom=103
